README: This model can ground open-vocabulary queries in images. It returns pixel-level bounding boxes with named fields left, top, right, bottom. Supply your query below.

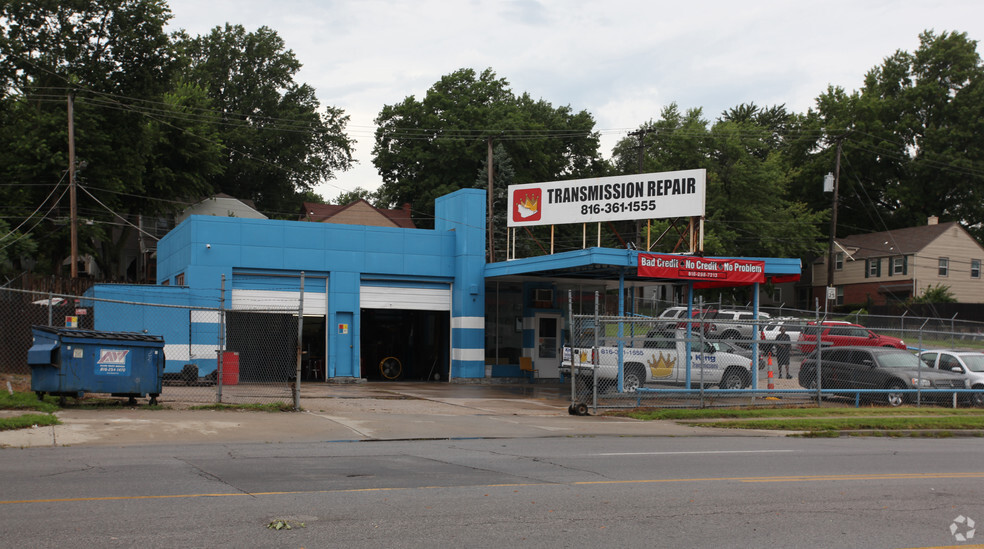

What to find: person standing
left=775, top=326, right=792, bottom=379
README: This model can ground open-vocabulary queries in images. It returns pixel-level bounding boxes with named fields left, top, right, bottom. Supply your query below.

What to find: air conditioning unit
left=533, top=288, right=554, bottom=307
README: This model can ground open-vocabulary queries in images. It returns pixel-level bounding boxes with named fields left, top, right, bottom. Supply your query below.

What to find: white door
left=534, top=313, right=562, bottom=378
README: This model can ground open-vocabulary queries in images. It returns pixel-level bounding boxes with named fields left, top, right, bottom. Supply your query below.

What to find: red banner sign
left=638, top=254, right=766, bottom=287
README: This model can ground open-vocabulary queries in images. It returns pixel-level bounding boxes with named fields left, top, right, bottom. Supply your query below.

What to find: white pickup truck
left=561, top=329, right=755, bottom=392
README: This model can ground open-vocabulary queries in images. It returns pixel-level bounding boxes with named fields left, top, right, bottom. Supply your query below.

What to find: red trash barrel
left=221, top=351, right=239, bottom=385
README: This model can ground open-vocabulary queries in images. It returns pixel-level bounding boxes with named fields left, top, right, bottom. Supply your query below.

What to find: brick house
left=811, top=217, right=984, bottom=306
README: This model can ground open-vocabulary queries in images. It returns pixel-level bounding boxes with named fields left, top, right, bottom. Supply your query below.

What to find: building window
left=938, top=257, right=949, bottom=277
left=892, top=256, right=905, bottom=275
left=866, top=258, right=880, bottom=278
left=973, top=259, right=981, bottom=279
left=835, top=253, right=844, bottom=270
left=175, top=273, right=185, bottom=286
left=836, top=286, right=844, bottom=306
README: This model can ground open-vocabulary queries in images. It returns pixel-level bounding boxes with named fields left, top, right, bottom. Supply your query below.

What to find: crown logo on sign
left=516, top=193, right=539, bottom=218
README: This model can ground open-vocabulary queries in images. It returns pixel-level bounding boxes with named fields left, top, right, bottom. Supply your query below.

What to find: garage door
left=360, top=283, right=451, bottom=311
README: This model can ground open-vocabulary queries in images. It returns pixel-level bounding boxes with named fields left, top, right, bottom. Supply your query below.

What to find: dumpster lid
left=31, top=325, right=164, bottom=343
left=28, top=341, right=59, bottom=365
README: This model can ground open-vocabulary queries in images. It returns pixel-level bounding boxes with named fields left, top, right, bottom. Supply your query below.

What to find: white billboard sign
left=506, top=169, right=706, bottom=227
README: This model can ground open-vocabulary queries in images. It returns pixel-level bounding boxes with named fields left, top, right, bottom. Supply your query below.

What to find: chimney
left=927, top=215, right=939, bottom=225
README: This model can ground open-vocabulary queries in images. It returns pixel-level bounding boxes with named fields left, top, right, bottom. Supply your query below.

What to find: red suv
left=796, top=321, right=906, bottom=354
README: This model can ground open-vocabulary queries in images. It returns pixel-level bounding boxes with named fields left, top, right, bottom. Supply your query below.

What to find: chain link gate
left=563, top=292, right=984, bottom=413
left=0, top=287, right=298, bottom=407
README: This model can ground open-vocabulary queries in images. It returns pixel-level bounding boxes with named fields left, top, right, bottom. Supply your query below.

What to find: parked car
left=762, top=318, right=806, bottom=345
left=796, top=321, right=906, bottom=354
left=708, top=310, right=771, bottom=341
left=918, top=350, right=984, bottom=406
left=797, top=346, right=971, bottom=407
left=656, top=306, right=690, bottom=328
left=656, top=306, right=716, bottom=335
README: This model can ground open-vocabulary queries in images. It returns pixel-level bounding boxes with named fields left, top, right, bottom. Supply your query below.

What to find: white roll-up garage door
left=360, top=283, right=451, bottom=311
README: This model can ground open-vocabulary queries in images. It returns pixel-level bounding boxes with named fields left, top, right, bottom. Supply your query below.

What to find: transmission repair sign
left=507, top=169, right=706, bottom=227
left=638, top=253, right=765, bottom=286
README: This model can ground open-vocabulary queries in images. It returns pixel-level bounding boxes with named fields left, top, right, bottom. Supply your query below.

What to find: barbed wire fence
left=0, top=285, right=302, bottom=408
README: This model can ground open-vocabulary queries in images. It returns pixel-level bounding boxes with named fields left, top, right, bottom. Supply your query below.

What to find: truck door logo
left=648, top=353, right=675, bottom=379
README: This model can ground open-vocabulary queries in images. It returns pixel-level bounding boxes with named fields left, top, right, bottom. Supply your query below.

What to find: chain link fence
left=563, top=297, right=984, bottom=413
left=0, top=287, right=299, bottom=407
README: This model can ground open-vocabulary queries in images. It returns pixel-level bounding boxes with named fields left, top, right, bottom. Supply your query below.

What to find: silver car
left=918, top=350, right=984, bottom=406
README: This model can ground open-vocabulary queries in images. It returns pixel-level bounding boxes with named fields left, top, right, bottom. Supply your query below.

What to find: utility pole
left=487, top=137, right=495, bottom=263
left=627, top=128, right=655, bottom=249
left=824, top=137, right=843, bottom=308
left=68, top=91, right=78, bottom=278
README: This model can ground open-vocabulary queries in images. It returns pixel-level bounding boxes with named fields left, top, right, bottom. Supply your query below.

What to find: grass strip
left=617, top=407, right=984, bottom=421
left=692, top=416, right=984, bottom=431
left=0, top=413, right=60, bottom=431
left=187, top=402, right=294, bottom=412
left=0, top=391, right=59, bottom=413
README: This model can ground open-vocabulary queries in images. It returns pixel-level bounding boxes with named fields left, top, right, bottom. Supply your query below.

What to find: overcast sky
left=164, top=0, right=984, bottom=202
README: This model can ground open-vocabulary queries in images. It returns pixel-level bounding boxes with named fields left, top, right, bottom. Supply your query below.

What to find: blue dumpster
left=28, top=326, right=165, bottom=405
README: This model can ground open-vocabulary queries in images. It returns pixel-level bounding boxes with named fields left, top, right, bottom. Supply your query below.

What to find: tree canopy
left=2, top=7, right=983, bottom=291
left=799, top=30, right=984, bottom=240
left=0, top=1, right=354, bottom=279
left=176, top=24, right=354, bottom=216
left=372, top=68, right=606, bottom=227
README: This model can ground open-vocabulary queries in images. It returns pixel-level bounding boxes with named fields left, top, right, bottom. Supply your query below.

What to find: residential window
left=836, top=286, right=844, bottom=306
left=175, top=273, right=185, bottom=286
left=866, top=258, right=880, bottom=278
left=892, top=256, right=905, bottom=275
left=835, top=253, right=844, bottom=270
left=938, top=257, right=949, bottom=277
left=973, top=259, right=981, bottom=279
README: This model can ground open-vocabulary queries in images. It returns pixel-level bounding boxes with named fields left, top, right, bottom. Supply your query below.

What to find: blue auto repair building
left=88, top=188, right=801, bottom=382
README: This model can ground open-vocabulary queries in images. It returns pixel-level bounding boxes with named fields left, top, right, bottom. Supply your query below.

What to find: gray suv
left=708, top=310, right=771, bottom=341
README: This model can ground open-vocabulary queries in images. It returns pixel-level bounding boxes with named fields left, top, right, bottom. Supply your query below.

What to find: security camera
left=206, top=244, right=211, bottom=249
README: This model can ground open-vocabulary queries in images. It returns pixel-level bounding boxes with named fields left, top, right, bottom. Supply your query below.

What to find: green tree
left=705, top=105, right=826, bottom=258
left=372, top=68, right=605, bottom=228
left=176, top=24, right=355, bottom=217
left=331, top=187, right=380, bottom=206
left=0, top=0, right=200, bottom=278
left=609, top=103, right=825, bottom=258
left=797, top=31, right=984, bottom=240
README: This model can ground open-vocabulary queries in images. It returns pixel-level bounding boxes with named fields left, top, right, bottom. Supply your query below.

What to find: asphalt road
left=2, top=435, right=983, bottom=548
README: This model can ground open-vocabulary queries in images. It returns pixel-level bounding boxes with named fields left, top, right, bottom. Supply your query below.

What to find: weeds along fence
left=0, top=286, right=301, bottom=408
left=564, top=299, right=984, bottom=413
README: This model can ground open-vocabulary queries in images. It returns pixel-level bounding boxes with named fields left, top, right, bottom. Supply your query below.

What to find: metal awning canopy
left=484, top=247, right=802, bottom=283
left=485, top=247, right=802, bottom=393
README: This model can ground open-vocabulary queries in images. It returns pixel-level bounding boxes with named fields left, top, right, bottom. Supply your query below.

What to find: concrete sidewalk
left=0, top=381, right=782, bottom=448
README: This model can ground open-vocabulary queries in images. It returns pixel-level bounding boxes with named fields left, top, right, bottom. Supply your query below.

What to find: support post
left=217, top=275, right=226, bottom=403
left=294, top=272, right=305, bottom=410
